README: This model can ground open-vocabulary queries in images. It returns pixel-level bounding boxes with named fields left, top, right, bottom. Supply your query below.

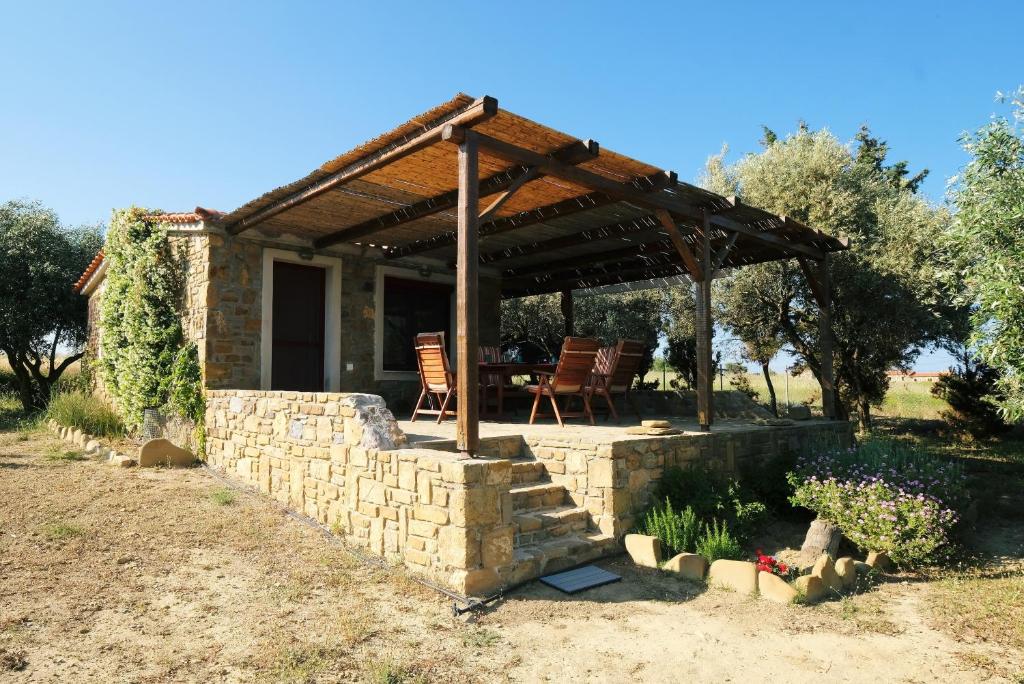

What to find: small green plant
left=639, top=498, right=701, bottom=556
left=654, top=466, right=768, bottom=542
left=44, top=520, right=84, bottom=541
left=461, top=628, right=501, bottom=649
left=365, top=657, right=425, bottom=684
left=210, top=488, right=236, bottom=506
left=695, top=519, right=743, bottom=563
left=45, top=391, right=124, bottom=438
left=45, top=447, right=85, bottom=462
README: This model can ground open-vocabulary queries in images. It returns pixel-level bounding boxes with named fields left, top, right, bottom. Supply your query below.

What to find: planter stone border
left=47, top=420, right=136, bottom=468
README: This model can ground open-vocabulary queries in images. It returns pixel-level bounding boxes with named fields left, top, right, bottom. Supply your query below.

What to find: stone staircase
left=507, top=457, right=618, bottom=582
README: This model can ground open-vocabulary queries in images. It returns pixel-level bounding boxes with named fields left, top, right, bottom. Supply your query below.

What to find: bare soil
left=1, top=428, right=1020, bottom=683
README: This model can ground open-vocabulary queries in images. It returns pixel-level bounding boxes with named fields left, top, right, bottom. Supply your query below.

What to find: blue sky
left=3, top=1, right=1021, bottom=370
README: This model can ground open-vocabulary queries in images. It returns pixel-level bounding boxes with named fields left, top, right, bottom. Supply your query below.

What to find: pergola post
left=817, top=254, right=837, bottom=419
left=560, top=289, right=574, bottom=337
left=695, top=210, right=714, bottom=431
left=456, top=132, right=480, bottom=456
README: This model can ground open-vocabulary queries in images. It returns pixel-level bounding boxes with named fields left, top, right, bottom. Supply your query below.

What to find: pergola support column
left=560, top=289, right=574, bottom=337
left=456, top=132, right=480, bottom=456
left=695, top=210, right=714, bottom=431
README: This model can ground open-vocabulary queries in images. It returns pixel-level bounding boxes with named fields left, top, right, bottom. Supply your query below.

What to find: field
left=643, top=368, right=946, bottom=420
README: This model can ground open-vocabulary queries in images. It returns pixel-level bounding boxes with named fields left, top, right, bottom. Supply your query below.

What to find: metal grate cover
left=539, top=565, right=621, bottom=594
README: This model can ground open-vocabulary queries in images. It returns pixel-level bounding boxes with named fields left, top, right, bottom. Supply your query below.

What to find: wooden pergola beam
left=694, top=210, right=714, bottom=431
left=312, top=139, right=598, bottom=249
left=226, top=96, right=498, bottom=234
left=386, top=191, right=620, bottom=259
left=455, top=131, right=480, bottom=456
left=477, top=214, right=663, bottom=265
left=798, top=255, right=837, bottom=419
left=656, top=209, right=703, bottom=281
left=502, top=261, right=692, bottom=297
left=502, top=240, right=675, bottom=278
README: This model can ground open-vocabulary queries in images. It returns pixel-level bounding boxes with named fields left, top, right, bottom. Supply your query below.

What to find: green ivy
left=98, top=207, right=204, bottom=451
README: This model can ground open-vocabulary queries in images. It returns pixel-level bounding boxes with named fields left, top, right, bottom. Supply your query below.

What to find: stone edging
left=625, top=533, right=891, bottom=604
left=47, top=420, right=137, bottom=468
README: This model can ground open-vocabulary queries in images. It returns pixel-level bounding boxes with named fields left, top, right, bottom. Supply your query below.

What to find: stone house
left=74, top=94, right=851, bottom=596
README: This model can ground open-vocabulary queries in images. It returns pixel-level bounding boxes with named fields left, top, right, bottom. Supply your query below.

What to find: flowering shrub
left=788, top=439, right=966, bottom=566
left=755, top=550, right=795, bottom=580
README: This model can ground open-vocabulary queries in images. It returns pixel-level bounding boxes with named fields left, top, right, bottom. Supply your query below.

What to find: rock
left=137, top=438, right=194, bottom=468
left=625, top=427, right=682, bottom=436
left=866, top=551, right=892, bottom=571
left=624, top=534, right=662, bottom=568
left=758, top=571, right=798, bottom=604
left=788, top=404, right=812, bottom=420
left=112, top=454, right=136, bottom=468
left=812, top=554, right=843, bottom=592
left=84, top=439, right=101, bottom=454
left=835, top=557, right=856, bottom=589
left=795, top=574, right=826, bottom=603
left=663, top=553, right=707, bottom=581
left=707, top=559, right=758, bottom=594
left=641, top=419, right=671, bottom=428
left=853, top=560, right=872, bottom=575
left=796, top=519, right=841, bottom=569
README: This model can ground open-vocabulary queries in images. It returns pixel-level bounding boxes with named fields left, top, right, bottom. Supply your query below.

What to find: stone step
left=510, top=460, right=547, bottom=485
left=513, top=505, right=590, bottom=546
left=510, top=482, right=567, bottom=511
left=507, top=533, right=620, bottom=584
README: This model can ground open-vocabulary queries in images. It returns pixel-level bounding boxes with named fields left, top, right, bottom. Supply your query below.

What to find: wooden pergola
left=220, top=94, right=848, bottom=456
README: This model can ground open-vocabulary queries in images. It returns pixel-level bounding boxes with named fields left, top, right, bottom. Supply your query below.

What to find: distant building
left=886, top=370, right=947, bottom=383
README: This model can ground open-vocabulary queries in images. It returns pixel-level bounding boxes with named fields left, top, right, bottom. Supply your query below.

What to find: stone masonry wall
left=205, top=390, right=517, bottom=596
left=523, top=420, right=854, bottom=537
left=204, top=233, right=262, bottom=389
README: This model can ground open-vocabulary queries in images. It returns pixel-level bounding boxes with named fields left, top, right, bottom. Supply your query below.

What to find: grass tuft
left=209, top=488, right=236, bottom=506
left=46, top=391, right=124, bottom=438
left=43, top=520, right=84, bottom=541
left=461, top=627, right=501, bottom=649
left=45, top=447, right=86, bottom=462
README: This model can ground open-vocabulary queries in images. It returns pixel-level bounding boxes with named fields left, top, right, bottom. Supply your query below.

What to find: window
left=381, top=276, right=453, bottom=372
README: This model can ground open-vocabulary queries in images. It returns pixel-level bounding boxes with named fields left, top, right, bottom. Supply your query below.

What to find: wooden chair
left=411, top=332, right=457, bottom=423
left=587, top=339, right=645, bottom=422
left=527, top=337, right=601, bottom=426
left=479, top=345, right=504, bottom=415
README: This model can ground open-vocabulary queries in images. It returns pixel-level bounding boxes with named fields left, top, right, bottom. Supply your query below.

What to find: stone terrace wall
left=523, top=420, right=854, bottom=537
left=204, top=390, right=517, bottom=595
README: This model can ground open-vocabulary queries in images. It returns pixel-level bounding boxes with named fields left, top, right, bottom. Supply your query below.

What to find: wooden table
left=479, top=362, right=556, bottom=417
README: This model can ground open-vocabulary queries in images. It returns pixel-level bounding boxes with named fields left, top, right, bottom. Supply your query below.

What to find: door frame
left=260, top=248, right=342, bottom=392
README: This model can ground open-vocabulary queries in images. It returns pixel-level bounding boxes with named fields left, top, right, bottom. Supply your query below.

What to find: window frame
left=373, top=265, right=455, bottom=382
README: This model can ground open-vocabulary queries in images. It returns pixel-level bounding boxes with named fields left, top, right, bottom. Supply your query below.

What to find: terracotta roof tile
left=143, top=206, right=224, bottom=224
left=73, top=250, right=104, bottom=293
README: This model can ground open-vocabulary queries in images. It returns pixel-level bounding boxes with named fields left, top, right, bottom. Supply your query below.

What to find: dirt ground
left=1, top=427, right=1021, bottom=683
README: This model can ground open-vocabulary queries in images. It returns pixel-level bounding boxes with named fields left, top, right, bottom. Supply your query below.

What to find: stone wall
left=205, top=390, right=517, bottom=595
left=519, top=420, right=852, bottom=537
left=204, top=233, right=262, bottom=389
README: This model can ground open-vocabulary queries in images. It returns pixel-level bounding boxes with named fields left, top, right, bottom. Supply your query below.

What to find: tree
left=705, top=126, right=950, bottom=429
left=500, top=289, right=667, bottom=379
left=0, top=200, right=103, bottom=411
left=945, top=88, right=1024, bottom=421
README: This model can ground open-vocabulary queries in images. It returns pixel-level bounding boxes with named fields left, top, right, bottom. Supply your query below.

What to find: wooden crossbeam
left=476, top=214, right=663, bottom=265
left=226, top=96, right=498, bottom=234
left=312, top=139, right=598, bottom=248
left=797, top=256, right=829, bottom=308
left=503, top=261, right=692, bottom=297
left=503, top=240, right=675, bottom=278
left=712, top=231, right=740, bottom=270
left=385, top=191, right=619, bottom=259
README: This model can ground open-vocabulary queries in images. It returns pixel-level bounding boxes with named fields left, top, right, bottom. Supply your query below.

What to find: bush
left=788, top=438, right=966, bottom=566
left=46, top=391, right=124, bottom=438
left=654, top=466, right=768, bottom=542
left=695, top=519, right=744, bottom=562
left=932, top=362, right=1009, bottom=440
left=638, top=498, right=701, bottom=556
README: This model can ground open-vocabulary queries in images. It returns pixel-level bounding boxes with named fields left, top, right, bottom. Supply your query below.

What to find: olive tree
left=0, top=200, right=103, bottom=411
left=705, top=126, right=950, bottom=429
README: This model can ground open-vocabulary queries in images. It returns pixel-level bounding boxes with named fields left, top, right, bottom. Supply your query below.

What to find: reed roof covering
left=220, top=93, right=848, bottom=297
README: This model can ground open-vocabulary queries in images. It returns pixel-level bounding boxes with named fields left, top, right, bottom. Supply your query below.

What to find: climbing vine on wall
left=99, top=207, right=203, bottom=442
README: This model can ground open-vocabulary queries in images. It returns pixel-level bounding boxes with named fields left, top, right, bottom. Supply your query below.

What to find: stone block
left=641, top=420, right=672, bottom=428
left=853, top=560, right=872, bottom=575
left=663, top=553, right=707, bottom=581
left=866, top=550, right=892, bottom=571
left=481, top=526, right=514, bottom=568
left=758, top=571, right=798, bottom=604
left=84, top=439, right=101, bottom=454
left=795, top=573, right=826, bottom=603
left=624, top=533, right=661, bottom=568
left=449, top=487, right=499, bottom=527
left=811, top=554, right=843, bottom=591
left=588, top=459, right=613, bottom=487
left=708, top=560, right=758, bottom=594
left=453, top=568, right=502, bottom=597
left=835, top=557, right=856, bottom=589
left=138, top=438, right=194, bottom=468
